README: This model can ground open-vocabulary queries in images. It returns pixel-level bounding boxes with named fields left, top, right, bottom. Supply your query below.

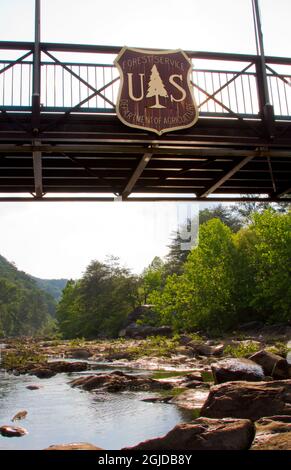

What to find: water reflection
left=0, top=366, right=192, bottom=450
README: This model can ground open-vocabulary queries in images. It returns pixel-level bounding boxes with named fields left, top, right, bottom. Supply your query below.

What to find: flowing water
left=0, top=361, right=192, bottom=450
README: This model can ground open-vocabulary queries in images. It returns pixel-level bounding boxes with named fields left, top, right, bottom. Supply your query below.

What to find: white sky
left=0, top=0, right=290, bottom=279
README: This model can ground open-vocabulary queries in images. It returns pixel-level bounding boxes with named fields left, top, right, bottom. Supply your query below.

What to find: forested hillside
left=57, top=206, right=291, bottom=339
left=0, top=255, right=56, bottom=337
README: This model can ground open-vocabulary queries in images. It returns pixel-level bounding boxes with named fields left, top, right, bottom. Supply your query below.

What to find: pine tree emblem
left=146, top=65, right=168, bottom=108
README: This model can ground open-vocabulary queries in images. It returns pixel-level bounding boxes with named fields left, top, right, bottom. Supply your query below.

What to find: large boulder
left=70, top=371, right=172, bottom=392
left=211, top=358, right=265, bottom=384
left=201, top=379, right=291, bottom=421
left=29, top=361, right=88, bottom=378
left=123, top=417, right=255, bottom=450
left=45, top=443, right=103, bottom=450
left=119, top=305, right=172, bottom=338
left=252, top=416, right=291, bottom=450
left=249, top=350, right=290, bottom=379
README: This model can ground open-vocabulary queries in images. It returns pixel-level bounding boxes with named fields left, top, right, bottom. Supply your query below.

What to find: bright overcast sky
left=0, top=0, right=290, bottom=279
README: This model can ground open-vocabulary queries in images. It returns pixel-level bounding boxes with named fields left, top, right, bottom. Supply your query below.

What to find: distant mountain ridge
left=31, top=277, right=68, bottom=301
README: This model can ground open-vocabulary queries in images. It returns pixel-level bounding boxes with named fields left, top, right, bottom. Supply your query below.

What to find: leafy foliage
left=57, top=258, right=139, bottom=338
left=148, top=210, right=291, bottom=334
left=149, top=219, right=238, bottom=333
left=234, top=209, right=291, bottom=323
left=140, top=256, right=165, bottom=304
left=223, top=342, right=261, bottom=358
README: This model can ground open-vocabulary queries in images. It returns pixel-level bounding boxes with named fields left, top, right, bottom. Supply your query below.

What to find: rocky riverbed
left=0, top=325, right=291, bottom=450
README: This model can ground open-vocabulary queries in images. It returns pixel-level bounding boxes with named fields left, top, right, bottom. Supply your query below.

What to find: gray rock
left=211, top=358, right=264, bottom=384
left=249, top=350, right=290, bottom=379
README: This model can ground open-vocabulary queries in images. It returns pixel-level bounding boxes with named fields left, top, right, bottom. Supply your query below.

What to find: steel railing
left=0, top=42, right=290, bottom=121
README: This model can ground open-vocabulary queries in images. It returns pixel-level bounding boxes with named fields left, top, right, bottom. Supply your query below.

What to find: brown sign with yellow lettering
left=114, top=47, right=198, bottom=135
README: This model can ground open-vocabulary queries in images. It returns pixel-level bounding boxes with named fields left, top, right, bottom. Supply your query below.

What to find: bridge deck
left=0, top=42, right=290, bottom=201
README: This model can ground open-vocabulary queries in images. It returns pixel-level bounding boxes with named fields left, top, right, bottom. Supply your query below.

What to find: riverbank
left=2, top=323, right=290, bottom=369
left=0, top=325, right=291, bottom=450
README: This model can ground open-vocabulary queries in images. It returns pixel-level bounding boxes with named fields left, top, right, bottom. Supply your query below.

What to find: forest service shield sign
left=114, top=47, right=199, bottom=135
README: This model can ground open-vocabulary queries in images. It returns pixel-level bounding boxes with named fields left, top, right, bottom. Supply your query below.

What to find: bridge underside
left=0, top=113, right=291, bottom=201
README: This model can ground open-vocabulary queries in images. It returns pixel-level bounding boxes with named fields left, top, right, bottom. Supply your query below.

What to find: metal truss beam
left=199, top=155, right=254, bottom=197
left=275, top=186, right=291, bottom=198
left=122, top=152, right=153, bottom=199
left=0, top=196, right=289, bottom=203
left=0, top=144, right=291, bottom=158
left=32, top=141, right=43, bottom=198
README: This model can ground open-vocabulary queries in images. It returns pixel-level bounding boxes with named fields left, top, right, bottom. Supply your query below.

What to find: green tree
left=164, top=205, right=242, bottom=277
left=140, top=256, right=165, bottom=303
left=57, top=258, right=139, bottom=338
left=231, top=199, right=290, bottom=225
left=199, top=204, right=243, bottom=232
left=150, top=219, right=238, bottom=333
left=234, top=209, right=291, bottom=323
left=55, top=280, right=82, bottom=338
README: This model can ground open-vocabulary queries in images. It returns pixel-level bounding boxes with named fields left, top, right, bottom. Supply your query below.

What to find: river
left=0, top=361, right=192, bottom=450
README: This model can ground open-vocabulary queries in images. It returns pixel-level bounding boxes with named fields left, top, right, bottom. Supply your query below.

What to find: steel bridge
left=0, top=40, right=291, bottom=202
